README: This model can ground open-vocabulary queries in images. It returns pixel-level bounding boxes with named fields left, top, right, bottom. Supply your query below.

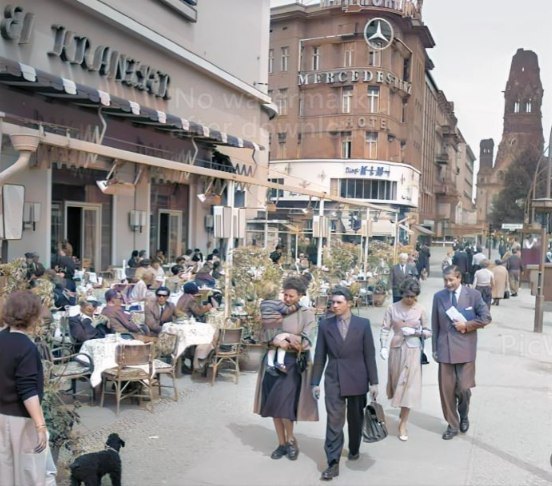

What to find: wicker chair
left=209, top=327, right=244, bottom=386
left=37, top=341, right=95, bottom=403
left=100, top=343, right=155, bottom=415
left=153, top=332, right=179, bottom=401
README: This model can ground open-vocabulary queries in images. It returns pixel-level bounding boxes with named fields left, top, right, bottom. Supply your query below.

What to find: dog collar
left=105, top=445, right=119, bottom=454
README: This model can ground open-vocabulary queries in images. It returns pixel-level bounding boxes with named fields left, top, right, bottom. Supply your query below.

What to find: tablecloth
left=79, top=337, right=145, bottom=387
left=161, top=321, right=216, bottom=359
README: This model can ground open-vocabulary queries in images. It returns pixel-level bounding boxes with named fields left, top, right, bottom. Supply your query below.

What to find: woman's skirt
left=387, top=343, right=422, bottom=409
left=260, top=352, right=301, bottom=420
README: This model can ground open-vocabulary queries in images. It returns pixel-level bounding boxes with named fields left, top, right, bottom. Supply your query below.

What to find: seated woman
left=129, top=270, right=156, bottom=304
left=69, top=300, right=107, bottom=346
left=175, top=282, right=215, bottom=322
left=194, top=263, right=216, bottom=289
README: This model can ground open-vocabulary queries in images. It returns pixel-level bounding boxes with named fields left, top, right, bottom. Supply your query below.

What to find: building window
left=403, top=57, right=411, bottom=81
left=343, top=43, right=354, bottom=67
left=401, top=100, right=407, bottom=123
left=341, top=132, right=352, bottom=159
left=339, top=178, right=397, bottom=200
left=298, top=94, right=304, bottom=116
left=281, top=46, right=289, bottom=72
left=268, top=178, right=284, bottom=198
left=312, top=46, right=320, bottom=70
left=367, top=86, right=380, bottom=113
left=365, top=131, right=378, bottom=159
left=268, top=49, right=274, bottom=74
left=342, top=87, right=353, bottom=113
left=278, top=133, right=287, bottom=158
left=514, top=101, right=520, bottom=113
left=157, top=0, right=198, bottom=22
left=234, top=187, right=246, bottom=208
left=368, top=50, right=381, bottom=67
left=278, top=88, right=288, bottom=115
left=526, top=100, right=532, bottom=112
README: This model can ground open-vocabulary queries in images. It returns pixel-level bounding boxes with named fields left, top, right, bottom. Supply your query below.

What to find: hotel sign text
left=298, top=69, right=411, bottom=95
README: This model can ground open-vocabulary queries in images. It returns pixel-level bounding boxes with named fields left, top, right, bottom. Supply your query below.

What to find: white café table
left=79, top=336, right=145, bottom=387
left=161, top=319, right=216, bottom=360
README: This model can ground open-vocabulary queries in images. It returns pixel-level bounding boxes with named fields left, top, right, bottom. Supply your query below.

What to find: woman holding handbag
left=379, top=278, right=431, bottom=441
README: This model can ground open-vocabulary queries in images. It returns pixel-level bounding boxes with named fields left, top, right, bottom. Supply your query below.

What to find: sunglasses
left=157, top=293, right=169, bottom=297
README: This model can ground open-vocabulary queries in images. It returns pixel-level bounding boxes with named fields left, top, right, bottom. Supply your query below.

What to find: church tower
left=477, top=49, right=544, bottom=225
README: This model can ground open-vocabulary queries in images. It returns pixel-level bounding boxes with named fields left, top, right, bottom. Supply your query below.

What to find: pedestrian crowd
left=254, top=260, right=491, bottom=481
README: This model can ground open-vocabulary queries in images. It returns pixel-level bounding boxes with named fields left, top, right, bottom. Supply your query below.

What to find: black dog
left=70, top=433, right=125, bottom=486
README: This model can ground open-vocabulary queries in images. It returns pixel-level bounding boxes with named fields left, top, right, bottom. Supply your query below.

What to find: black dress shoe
left=347, top=452, right=360, bottom=460
left=286, top=438, right=299, bottom=460
left=460, top=417, right=470, bottom=433
left=442, top=427, right=459, bottom=440
left=270, top=444, right=288, bottom=459
left=321, top=464, right=339, bottom=481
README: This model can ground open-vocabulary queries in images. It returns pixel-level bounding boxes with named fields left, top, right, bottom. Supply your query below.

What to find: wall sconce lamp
left=129, top=210, right=147, bottom=233
left=23, top=202, right=41, bottom=231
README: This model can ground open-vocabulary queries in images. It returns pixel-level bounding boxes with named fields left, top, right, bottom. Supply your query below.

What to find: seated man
left=144, top=286, right=177, bottom=336
left=69, top=299, right=107, bottom=345
left=101, top=289, right=147, bottom=337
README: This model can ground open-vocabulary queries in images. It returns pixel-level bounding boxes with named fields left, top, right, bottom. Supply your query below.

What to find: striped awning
left=0, top=56, right=264, bottom=151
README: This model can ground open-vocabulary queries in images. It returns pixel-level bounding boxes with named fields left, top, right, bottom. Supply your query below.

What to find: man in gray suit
left=390, top=253, right=418, bottom=303
left=312, top=287, right=378, bottom=481
left=432, top=265, right=491, bottom=440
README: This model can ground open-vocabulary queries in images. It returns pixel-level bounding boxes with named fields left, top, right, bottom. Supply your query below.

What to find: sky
left=270, top=0, right=552, bottom=162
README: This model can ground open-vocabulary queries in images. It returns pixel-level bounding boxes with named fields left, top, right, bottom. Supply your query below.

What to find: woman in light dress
left=380, top=278, right=431, bottom=441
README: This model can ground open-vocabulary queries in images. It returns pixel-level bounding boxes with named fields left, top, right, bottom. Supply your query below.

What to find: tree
left=489, top=149, right=540, bottom=227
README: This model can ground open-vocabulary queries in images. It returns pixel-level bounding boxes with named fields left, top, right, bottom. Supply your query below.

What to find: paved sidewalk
left=70, top=247, right=552, bottom=485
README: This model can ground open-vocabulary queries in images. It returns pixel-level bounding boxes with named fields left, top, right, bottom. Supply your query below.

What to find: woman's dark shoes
left=270, top=444, right=288, bottom=459
left=321, top=463, right=339, bottom=481
left=286, top=438, right=299, bottom=460
left=460, top=417, right=470, bottom=433
left=442, top=426, right=459, bottom=440
left=347, top=451, right=360, bottom=460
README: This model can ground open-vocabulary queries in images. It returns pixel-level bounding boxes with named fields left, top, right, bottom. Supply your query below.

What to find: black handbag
left=420, top=336, right=430, bottom=365
left=504, top=290, right=510, bottom=299
left=296, top=351, right=308, bottom=373
left=362, top=401, right=388, bottom=443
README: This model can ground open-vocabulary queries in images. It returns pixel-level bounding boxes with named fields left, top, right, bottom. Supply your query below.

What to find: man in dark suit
left=432, top=265, right=491, bottom=440
left=390, top=252, right=418, bottom=303
left=311, top=287, right=378, bottom=481
left=452, top=246, right=470, bottom=284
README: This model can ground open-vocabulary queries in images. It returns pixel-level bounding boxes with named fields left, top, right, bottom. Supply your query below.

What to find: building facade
left=0, top=0, right=272, bottom=268
left=267, top=0, right=475, bottom=241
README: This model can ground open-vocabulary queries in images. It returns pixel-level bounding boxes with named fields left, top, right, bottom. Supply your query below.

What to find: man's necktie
left=451, top=291, right=457, bottom=307
left=338, top=319, right=347, bottom=340
left=401, top=265, right=405, bottom=274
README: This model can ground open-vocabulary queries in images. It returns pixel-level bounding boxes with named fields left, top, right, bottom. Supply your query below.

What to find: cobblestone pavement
left=63, top=247, right=552, bottom=485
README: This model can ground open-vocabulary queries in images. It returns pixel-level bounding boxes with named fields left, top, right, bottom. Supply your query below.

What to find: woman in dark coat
left=253, top=276, right=318, bottom=461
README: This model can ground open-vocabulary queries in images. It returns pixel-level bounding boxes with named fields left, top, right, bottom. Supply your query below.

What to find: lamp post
left=531, top=125, right=552, bottom=333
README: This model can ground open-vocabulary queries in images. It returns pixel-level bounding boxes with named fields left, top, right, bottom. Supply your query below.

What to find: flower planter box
left=239, top=343, right=267, bottom=372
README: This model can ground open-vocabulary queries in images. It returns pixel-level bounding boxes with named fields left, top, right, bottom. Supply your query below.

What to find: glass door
left=64, top=202, right=102, bottom=271
left=158, top=210, right=182, bottom=263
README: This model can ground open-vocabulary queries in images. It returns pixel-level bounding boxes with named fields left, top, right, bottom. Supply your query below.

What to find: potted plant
left=41, top=376, right=81, bottom=464
left=224, top=246, right=283, bottom=371
left=372, top=277, right=389, bottom=307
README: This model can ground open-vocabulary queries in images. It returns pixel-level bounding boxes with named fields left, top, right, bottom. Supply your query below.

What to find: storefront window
left=339, top=178, right=397, bottom=201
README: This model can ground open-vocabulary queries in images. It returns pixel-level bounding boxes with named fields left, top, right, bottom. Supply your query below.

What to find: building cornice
left=66, top=0, right=270, bottom=104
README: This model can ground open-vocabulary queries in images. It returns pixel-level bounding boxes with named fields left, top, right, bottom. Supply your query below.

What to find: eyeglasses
left=157, top=293, right=169, bottom=297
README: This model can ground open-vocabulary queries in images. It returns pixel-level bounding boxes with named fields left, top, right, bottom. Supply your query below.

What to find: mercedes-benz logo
left=363, top=17, right=394, bottom=51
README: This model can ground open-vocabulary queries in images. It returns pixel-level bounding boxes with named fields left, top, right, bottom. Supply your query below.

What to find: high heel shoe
left=398, top=422, right=408, bottom=441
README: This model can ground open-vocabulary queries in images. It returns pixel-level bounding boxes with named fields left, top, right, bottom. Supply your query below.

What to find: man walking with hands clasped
left=311, top=287, right=378, bottom=481
left=432, top=265, right=491, bottom=440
